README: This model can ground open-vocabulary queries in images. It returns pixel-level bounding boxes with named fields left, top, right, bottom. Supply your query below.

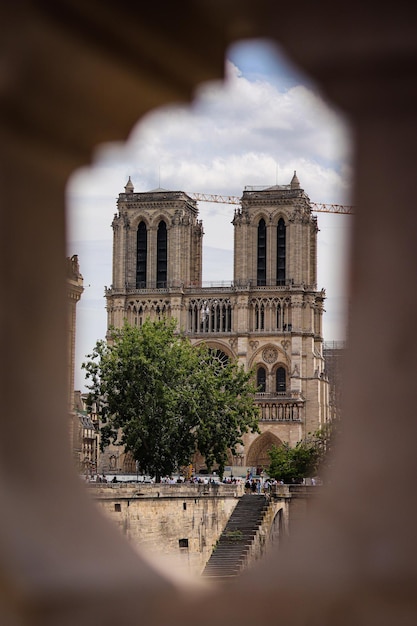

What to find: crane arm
left=189, top=192, right=240, bottom=205
left=310, top=202, right=354, bottom=214
left=188, top=192, right=354, bottom=215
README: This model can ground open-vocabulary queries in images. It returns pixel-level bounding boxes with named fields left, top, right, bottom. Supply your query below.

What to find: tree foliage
left=82, top=319, right=260, bottom=481
left=267, top=440, right=320, bottom=484
left=267, top=420, right=339, bottom=484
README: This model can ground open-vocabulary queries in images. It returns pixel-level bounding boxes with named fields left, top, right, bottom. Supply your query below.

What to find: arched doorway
left=246, top=431, right=282, bottom=474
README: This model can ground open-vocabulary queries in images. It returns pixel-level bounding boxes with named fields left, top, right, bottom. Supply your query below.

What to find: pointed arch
left=277, top=217, right=286, bottom=285
left=136, top=220, right=147, bottom=288
left=246, top=431, right=283, bottom=469
left=257, top=217, right=267, bottom=286
left=256, top=366, right=266, bottom=392
left=156, top=220, right=167, bottom=287
left=248, top=342, right=289, bottom=371
left=254, top=300, right=265, bottom=330
left=276, top=365, right=287, bottom=393
left=192, top=339, right=235, bottom=362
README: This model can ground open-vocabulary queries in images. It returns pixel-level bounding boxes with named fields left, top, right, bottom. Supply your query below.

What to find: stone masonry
left=91, top=482, right=241, bottom=576
left=105, top=174, right=330, bottom=474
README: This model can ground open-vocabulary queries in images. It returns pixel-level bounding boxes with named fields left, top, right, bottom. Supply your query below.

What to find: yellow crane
left=188, top=192, right=354, bottom=215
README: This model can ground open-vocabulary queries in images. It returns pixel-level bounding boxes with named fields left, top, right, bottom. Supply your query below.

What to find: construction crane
left=188, top=192, right=354, bottom=215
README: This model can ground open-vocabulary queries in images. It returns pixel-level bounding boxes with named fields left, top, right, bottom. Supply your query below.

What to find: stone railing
left=256, top=400, right=303, bottom=422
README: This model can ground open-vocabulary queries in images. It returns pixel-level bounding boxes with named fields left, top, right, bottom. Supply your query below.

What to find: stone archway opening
left=246, top=431, right=283, bottom=474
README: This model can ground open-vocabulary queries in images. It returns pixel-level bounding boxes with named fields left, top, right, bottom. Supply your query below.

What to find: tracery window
left=127, top=300, right=169, bottom=324
left=157, top=220, right=167, bottom=288
left=136, top=221, right=147, bottom=288
left=257, top=218, right=267, bottom=286
left=251, top=297, right=291, bottom=332
left=208, top=349, right=229, bottom=367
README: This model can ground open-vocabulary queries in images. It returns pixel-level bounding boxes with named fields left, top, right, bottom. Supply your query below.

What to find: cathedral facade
left=105, top=173, right=329, bottom=475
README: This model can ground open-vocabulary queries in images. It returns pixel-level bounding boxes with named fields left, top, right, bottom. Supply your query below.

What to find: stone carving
left=262, top=347, right=278, bottom=363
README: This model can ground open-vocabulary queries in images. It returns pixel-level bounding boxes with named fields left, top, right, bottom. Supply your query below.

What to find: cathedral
left=104, top=172, right=329, bottom=475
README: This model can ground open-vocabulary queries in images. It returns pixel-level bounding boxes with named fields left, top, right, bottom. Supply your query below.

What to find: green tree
left=190, top=348, right=260, bottom=476
left=82, top=319, right=259, bottom=481
left=267, top=438, right=320, bottom=484
left=267, top=416, right=341, bottom=485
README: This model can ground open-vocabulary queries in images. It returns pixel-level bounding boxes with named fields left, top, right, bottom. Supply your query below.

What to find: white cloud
left=67, top=40, right=352, bottom=390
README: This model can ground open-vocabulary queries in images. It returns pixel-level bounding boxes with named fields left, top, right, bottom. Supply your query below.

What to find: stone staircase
left=201, top=494, right=270, bottom=582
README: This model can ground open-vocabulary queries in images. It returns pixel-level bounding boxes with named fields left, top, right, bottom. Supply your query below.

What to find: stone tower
left=107, top=177, right=203, bottom=332
left=105, top=174, right=329, bottom=475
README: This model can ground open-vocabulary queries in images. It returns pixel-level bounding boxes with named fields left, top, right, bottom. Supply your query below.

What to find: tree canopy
left=82, top=319, right=260, bottom=481
left=267, top=422, right=338, bottom=484
left=267, top=440, right=319, bottom=484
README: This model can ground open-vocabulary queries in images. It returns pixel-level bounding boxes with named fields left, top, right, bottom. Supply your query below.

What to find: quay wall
left=88, top=483, right=243, bottom=576
left=88, top=483, right=319, bottom=578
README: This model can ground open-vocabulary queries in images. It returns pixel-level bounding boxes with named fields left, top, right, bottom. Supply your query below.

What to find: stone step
left=201, top=494, right=270, bottom=580
left=208, top=555, right=247, bottom=560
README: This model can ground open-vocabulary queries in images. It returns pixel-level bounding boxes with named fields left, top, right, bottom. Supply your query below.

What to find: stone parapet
left=88, top=482, right=244, bottom=499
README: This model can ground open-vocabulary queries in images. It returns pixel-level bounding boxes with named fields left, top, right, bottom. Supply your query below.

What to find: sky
left=66, top=38, right=353, bottom=392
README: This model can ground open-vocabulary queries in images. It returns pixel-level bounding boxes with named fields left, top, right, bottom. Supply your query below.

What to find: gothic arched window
left=257, top=366, right=266, bottom=392
left=257, top=218, right=267, bottom=286
left=157, top=220, right=167, bottom=288
left=276, top=366, right=286, bottom=393
left=136, top=221, right=147, bottom=288
left=277, top=218, right=286, bottom=285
